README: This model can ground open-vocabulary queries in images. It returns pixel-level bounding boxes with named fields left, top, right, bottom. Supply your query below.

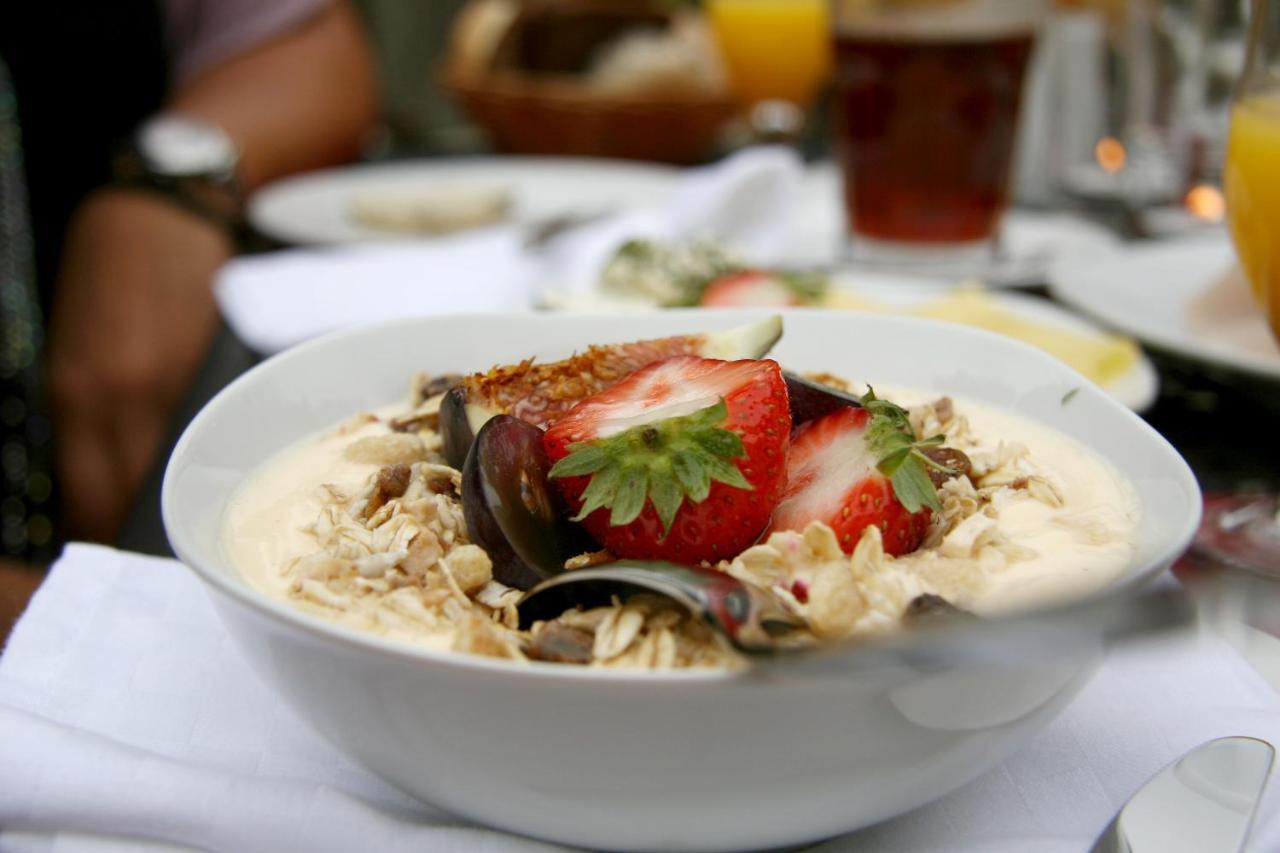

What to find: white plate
left=1048, top=235, right=1280, bottom=383
left=248, top=156, right=678, bottom=246
left=785, top=162, right=1122, bottom=286
left=830, top=274, right=1160, bottom=412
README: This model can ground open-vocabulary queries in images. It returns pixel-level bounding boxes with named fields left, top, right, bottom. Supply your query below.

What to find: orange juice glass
left=705, top=0, right=833, bottom=107
left=1225, top=94, right=1280, bottom=340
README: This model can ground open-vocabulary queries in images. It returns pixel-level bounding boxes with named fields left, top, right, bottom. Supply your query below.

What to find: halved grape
left=783, top=372, right=863, bottom=429
left=461, top=415, right=593, bottom=590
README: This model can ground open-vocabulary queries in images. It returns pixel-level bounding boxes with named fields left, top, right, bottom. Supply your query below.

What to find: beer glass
left=830, top=0, right=1049, bottom=274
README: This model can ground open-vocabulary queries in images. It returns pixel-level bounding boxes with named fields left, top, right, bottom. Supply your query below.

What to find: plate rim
left=247, top=155, right=680, bottom=247
left=1048, top=237, right=1280, bottom=383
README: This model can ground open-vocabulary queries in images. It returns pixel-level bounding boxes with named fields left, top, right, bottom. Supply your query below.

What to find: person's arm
left=48, top=2, right=377, bottom=543
left=0, top=559, right=43, bottom=646
left=172, top=1, right=376, bottom=191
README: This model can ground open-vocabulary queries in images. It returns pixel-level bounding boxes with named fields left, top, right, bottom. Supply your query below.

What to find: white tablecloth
left=3, top=544, right=1280, bottom=852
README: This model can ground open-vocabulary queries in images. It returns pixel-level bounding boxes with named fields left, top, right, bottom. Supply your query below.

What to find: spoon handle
left=752, top=584, right=1194, bottom=677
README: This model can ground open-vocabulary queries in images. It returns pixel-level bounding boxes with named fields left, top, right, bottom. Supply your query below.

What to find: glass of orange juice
left=1225, top=0, right=1280, bottom=341
left=705, top=0, right=833, bottom=138
left=1194, top=0, right=1280, bottom=578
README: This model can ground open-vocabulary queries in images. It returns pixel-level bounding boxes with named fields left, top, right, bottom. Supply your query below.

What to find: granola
left=225, top=374, right=1138, bottom=670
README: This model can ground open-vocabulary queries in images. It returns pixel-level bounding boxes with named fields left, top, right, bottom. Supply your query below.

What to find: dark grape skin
left=440, top=387, right=479, bottom=471
left=783, top=372, right=863, bottom=430
left=461, top=415, right=593, bottom=591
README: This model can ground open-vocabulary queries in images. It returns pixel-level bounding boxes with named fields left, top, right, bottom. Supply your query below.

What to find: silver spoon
left=1091, top=735, right=1275, bottom=853
left=517, top=563, right=1195, bottom=667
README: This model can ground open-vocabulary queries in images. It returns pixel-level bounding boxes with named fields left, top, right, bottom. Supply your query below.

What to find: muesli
left=224, top=318, right=1139, bottom=670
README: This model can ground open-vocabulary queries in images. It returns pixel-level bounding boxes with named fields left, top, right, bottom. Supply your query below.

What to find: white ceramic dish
left=162, top=311, right=1199, bottom=851
left=554, top=277, right=1156, bottom=410
left=248, top=156, right=677, bottom=246
left=1048, top=235, right=1280, bottom=383
left=832, top=277, right=1159, bottom=411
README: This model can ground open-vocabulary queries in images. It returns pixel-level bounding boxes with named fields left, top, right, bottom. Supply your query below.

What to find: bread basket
left=443, top=0, right=737, bottom=163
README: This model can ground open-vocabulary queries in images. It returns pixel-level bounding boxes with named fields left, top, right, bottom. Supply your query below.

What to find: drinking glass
left=1226, top=0, right=1280, bottom=342
left=829, top=0, right=1048, bottom=275
left=705, top=0, right=833, bottom=140
left=1194, top=0, right=1280, bottom=575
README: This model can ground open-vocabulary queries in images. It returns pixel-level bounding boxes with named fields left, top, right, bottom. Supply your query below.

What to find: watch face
left=138, top=115, right=238, bottom=178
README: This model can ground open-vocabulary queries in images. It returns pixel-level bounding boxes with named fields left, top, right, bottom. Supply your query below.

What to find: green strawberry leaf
left=545, top=443, right=609, bottom=477
left=611, top=468, right=649, bottom=526
left=890, top=456, right=940, bottom=515
left=860, top=386, right=945, bottom=514
left=550, top=398, right=752, bottom=537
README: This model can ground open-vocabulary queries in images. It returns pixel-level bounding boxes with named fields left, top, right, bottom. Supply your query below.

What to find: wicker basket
left=443, top=0, right=736, bottom=164
left=444, top=71, right=736, bottom=164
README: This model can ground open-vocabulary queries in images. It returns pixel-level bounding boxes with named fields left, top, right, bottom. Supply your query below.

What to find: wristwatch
left=113, top=114, right=246, bottom=240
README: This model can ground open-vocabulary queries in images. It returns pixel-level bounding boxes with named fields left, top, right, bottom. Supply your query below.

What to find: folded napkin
left=217, top=148, right=804, bottom=355
left=3, top=545, right=1280, bottom=853
left=213, top=229, right=537, bottom=356
left=535, top=146, right=802, bottom=299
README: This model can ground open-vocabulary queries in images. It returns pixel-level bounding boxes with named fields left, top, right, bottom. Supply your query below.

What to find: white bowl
left=162, top=310, right=1199, bottom=851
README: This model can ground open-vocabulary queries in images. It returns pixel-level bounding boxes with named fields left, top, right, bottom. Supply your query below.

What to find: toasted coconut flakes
left=401, top=529, right=444, bottom=577
left=354, top=550, right=406, bottom=578
left=452, top=612, right=526, bottom=660
left=806, top=563, right=861, bottom=638
left=385, top=587, right=440, bottom=626
left=299, top=579, right=353, bottom=609
left=475, top=580, right=521, bottom=609
left=344, top=433, right=428, bottom=466
left=1026, top=475, right=1065, bottom=508
left=940, top=513, right=997, bottom=560
left=334, top=413, right=379, bottom=436
left=556, top=607, right=612, bottom=631
left=594, top=606, right=645, bottom=660
left=803, top=521, right=845, bottom=562
left=564, top=549, right=614, bottom=570
left=290, top=553, right=348, bottom=582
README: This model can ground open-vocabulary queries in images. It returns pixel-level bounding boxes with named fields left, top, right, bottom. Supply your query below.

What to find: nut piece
left=901, top=593, right=974, bottom=628
left=444, top=544, right=493, bottom=594
left=365, top=464, right=412, bottom=518
left=526, top=623, right=595, bottom=664
left=923, top=446, right=973, bottom=488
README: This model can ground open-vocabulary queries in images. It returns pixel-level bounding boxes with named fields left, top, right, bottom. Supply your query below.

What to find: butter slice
left=825, top=286, right=1140, bottom=386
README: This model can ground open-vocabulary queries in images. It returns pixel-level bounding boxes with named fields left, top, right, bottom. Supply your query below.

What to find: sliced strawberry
left=767, top=406, right=932, bottom=557
left=545, top=356, right=791, bottom=564
left=440, top=316, right=784, bottom=468
left=699, top=271, right=802, bottom=308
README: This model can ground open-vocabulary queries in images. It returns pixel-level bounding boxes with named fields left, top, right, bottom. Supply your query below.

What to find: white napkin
left=217, top=148, right=805, bottom=355
left=213, top=229, right=538, bottom=356
left=534, top=146, right=802, bottom=300
left=4, top=545, right=1280, bottom=853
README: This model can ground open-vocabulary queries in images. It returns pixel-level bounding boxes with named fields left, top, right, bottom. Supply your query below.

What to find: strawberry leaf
left=550, top=398, right=752, bottom=536
left=890, top=457, right=940, bottom=514
left=702, top=453, right=752, bottom=491
left=547, top=443, right=609, bottom=477
left=860, top=387, right=945, bottom=514
left=573, top=464, right=622, bottom=521
left=649, top=467, right=684, bottom=532
left=611, top=469, right=649, bottom=526
left=673, top=449, right=712, bottom=502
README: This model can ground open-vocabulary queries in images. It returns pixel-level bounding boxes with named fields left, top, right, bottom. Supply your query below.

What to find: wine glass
left=1195, top=0, right=1280, bottom=573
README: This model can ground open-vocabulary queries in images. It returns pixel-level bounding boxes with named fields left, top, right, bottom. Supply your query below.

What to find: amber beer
left=832, top=2, right=1040, bottom=246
